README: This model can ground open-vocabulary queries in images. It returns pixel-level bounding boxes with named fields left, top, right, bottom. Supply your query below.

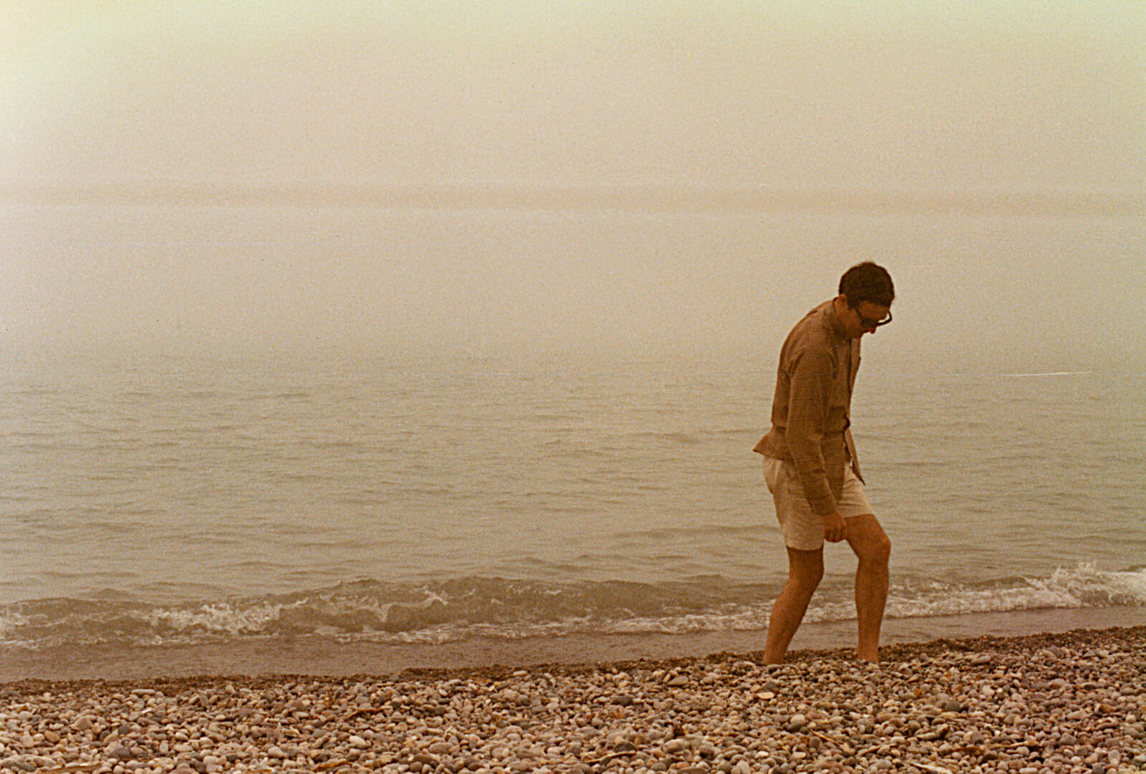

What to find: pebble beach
left=2, top=626, right=1143, bottom=774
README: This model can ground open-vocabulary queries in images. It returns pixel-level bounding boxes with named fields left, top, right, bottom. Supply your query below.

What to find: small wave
left=875, top=564, right=1145, bottom=621
left=610, top=524, right=762, bottom=542
left=1, top=565, right=1142, bottom=650
left=1007, top=371, right=1092, bottom=378
left=630, top=430, right=703, bottom=445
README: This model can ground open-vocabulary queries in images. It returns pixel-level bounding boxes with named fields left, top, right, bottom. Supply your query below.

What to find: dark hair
left=839, top=262, right=895, bottom=308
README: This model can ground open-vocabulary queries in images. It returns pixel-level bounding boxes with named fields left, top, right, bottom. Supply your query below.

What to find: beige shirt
left=753, top=299, right=863, bottom=516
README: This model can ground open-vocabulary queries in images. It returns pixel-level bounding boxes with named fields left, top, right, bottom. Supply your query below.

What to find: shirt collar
left=824, top=298, right=850, bottom=343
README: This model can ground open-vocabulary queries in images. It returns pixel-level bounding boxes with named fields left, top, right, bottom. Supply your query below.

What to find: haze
left=3, top=1, right=1144, bottom=372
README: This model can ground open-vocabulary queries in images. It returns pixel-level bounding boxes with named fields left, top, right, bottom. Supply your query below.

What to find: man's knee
left=787, top=548, right=825, bottom=590
left=849, top=516, right=891, bottom=564
left=794, top=563, right=824, bottom=590
left=870, top=531, right=891, bottom=564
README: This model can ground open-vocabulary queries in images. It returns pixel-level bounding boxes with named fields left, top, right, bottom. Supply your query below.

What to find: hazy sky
left=2, top=1, right=1144, bottom=370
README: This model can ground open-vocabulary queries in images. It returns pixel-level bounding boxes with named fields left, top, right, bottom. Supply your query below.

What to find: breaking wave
left=1, top=564, right=1143, bottom=650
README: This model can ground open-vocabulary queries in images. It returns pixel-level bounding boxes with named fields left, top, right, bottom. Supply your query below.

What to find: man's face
left=843, top=300, right=892, bottom=339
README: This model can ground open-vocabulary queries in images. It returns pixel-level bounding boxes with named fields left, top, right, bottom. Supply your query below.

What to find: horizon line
left=2, top=181, right=1144, bottom=215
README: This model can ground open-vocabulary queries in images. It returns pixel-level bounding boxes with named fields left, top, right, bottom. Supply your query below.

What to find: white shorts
left=762, top=456, right=873, bottom=550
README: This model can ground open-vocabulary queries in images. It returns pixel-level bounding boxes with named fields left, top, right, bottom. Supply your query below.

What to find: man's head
left=836, top=262, right=894, bottom=338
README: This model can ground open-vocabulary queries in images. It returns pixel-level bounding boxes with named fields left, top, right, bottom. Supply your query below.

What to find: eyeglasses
left=856, top=308, right=892, bottom=329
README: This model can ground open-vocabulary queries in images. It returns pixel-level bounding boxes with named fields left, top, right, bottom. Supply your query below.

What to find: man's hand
left=821, top=511, right=847, bottom=543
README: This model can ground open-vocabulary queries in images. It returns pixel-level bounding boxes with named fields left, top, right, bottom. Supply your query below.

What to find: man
left=754, top=262, right=894, bottom=663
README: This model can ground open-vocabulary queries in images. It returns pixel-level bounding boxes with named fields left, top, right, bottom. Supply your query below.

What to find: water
left=2, top=345, right=1144, bottom=652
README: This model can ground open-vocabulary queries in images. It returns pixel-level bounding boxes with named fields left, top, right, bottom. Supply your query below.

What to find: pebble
left=0, top=627, right=1143, bottom=773
left=786, top=713, right=807, bottom=732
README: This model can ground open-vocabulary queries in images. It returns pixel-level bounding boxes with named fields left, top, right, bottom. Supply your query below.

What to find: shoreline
left=3, top=605, right=1145, bottom=683
left=1, top=626, right=1143, bottom=774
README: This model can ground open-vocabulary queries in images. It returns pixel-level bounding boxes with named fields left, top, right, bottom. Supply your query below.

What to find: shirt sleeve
left=785, top=345, right=838, bottom=515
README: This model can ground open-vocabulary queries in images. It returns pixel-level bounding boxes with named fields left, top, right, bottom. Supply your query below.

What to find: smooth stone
left=785, top=714, right=807, bottom=732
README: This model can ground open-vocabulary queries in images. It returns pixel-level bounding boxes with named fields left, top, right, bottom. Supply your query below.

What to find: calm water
left=2, top=345, right=1143, bottom=649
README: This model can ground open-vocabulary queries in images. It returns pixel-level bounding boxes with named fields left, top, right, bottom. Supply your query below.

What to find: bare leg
left=845, top=513, right=891, bottom=662
left=762, top=547, right=824, bottom=664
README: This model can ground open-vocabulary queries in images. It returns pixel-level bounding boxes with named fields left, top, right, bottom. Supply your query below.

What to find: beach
left=6, top=4, right=1146, bottom=770
left=2, top=626, right=1143, bottom=774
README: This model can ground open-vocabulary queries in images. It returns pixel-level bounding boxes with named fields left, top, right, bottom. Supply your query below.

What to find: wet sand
left=3, top=606, right=1145, bottom=683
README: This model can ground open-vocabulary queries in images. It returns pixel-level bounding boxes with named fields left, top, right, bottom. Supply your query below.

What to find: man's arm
left=784, top=347, right=841, bottom=520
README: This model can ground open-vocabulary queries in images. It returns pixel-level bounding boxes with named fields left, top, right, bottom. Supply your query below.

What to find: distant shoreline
left=3, top=182, right=1144, bottom=216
